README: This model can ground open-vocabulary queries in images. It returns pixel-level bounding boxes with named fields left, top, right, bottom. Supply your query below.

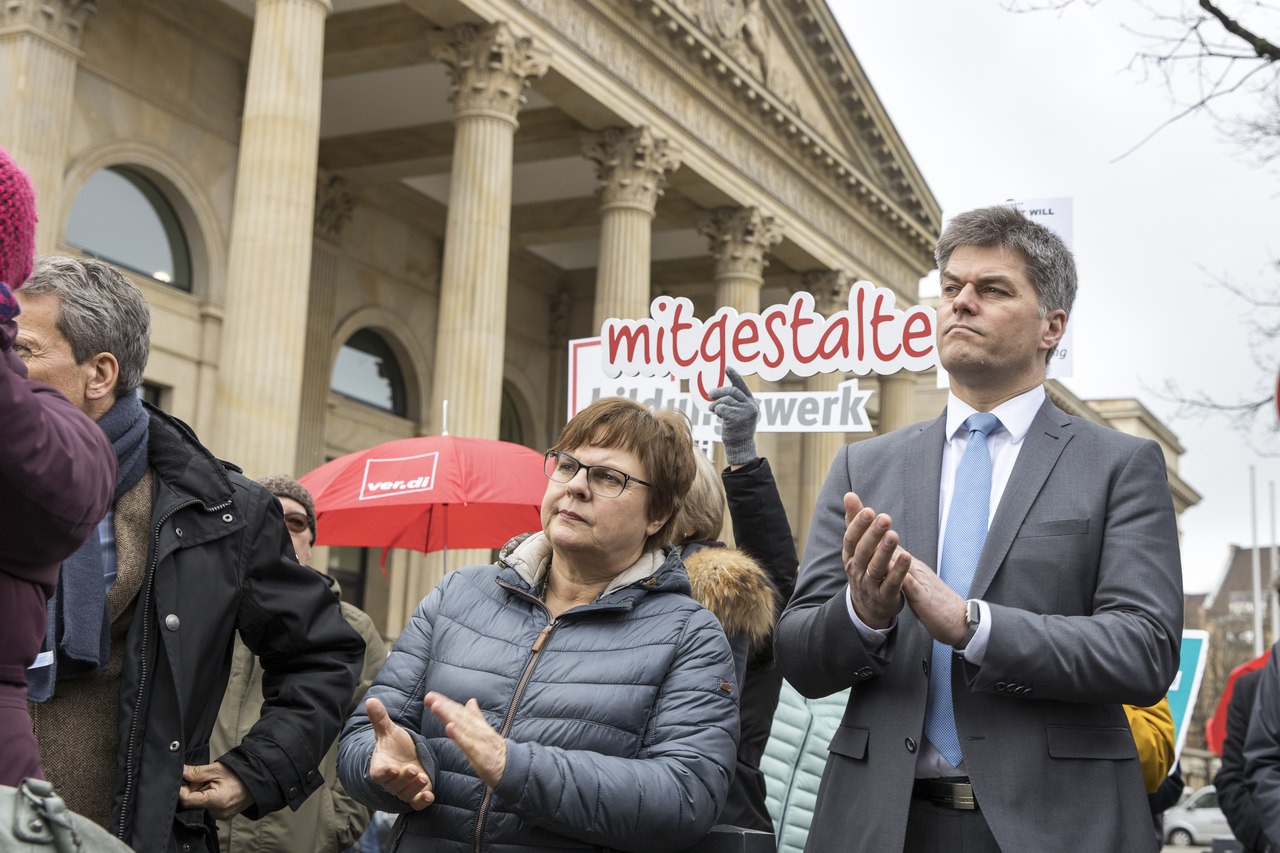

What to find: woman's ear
left=646, top=512, right=669, bottom=538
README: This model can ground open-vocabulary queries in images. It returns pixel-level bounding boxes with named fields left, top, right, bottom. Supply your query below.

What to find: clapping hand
left=425, top=692, right=508, bottom=789
left=366, top=697, right=434, bottom=810
left=708, top=367, right=759, bottom=467
left=842, top=492, right=910, bottom=629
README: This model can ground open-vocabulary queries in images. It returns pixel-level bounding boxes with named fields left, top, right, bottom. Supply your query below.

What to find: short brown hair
left=552, top=397, right=696, bottom=550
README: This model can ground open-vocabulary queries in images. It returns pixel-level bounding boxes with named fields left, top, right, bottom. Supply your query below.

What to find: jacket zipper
left=115, top=497, right=231, bottom=840
left=473, top=620, right=557, bottom=853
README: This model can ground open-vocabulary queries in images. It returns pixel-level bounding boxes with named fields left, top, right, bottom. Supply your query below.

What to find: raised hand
left=708, top=367, right=759, bottom=467
left=366, top=696, right=434, bottom=810
left=842, top=492, right=910, bottom=629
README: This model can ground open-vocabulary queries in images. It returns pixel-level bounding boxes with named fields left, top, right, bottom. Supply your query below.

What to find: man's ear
left=1042, top=309, right=1067, bottom=353
left=84, top=351, right=120, bottom=405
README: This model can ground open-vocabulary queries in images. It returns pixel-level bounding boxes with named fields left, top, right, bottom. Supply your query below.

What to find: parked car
left=1164, top=785, right=1234, bottom=847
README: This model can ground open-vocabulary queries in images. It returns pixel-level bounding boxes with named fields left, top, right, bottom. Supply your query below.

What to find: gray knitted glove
left=708, top=367, right=759, bottom=466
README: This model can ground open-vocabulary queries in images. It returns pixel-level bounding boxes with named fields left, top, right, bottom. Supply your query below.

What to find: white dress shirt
left=845, top=384, right=1045, bottom=777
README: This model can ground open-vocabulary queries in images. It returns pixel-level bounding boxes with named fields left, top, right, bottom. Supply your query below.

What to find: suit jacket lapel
left=903, top=412, right=947, bottom=568
left=968, top=397, right=1074, bottom=600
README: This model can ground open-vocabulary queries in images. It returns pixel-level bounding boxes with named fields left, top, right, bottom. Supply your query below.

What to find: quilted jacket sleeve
left=491, top=607, right=739, bottom=852
left=338, top=585, right=442, bottom=814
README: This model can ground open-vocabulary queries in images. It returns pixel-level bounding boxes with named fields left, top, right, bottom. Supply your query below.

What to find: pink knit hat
left=0, top=145, right=37, bottom=290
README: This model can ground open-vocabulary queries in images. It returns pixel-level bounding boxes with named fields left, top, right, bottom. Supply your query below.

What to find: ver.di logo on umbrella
left=359, top=452, right=439, bottom=501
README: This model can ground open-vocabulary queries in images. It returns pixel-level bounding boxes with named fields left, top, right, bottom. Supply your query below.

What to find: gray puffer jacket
left=337, top=533, right=739, bottom=852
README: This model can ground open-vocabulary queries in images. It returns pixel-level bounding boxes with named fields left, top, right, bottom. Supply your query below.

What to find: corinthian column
left=583, top=126, right=679, bottom=329
left=795, top=270, right=853, bottom=551
left=213, top=0, right=330, bottom=478
left=426, top=22, right=549, bottom=440
left=698, top=206, right=782, bottom=315
left=0, top=0, right=96, bottom=252
left=700, top=206, right=782, bottom=468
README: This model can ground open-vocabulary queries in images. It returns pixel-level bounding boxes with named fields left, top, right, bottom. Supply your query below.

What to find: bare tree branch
left=1199, top=0, right=1280, bottom=61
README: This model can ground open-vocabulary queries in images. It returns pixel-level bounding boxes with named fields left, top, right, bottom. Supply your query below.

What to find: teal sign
left=1169, top=629, right=1210, bottom=761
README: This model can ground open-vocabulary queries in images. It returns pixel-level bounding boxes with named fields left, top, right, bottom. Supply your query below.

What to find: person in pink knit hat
left=0, top=145, right=116, bottom=785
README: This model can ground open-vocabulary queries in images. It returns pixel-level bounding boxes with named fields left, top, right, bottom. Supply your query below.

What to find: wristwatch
left=954, top=599, right=980, bottom=651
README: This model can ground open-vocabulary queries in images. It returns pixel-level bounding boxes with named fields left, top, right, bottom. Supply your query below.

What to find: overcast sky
left=828, top=1, right=1280, bottom=594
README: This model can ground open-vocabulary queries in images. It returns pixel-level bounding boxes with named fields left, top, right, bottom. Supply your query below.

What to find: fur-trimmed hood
left=681, top=543, right=778, bottom=649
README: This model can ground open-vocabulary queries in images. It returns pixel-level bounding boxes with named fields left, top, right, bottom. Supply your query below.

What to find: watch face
left=966, top=600, right=980, bottom=627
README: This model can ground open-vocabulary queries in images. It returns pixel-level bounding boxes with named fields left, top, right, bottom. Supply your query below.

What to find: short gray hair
left=935, top=205, right=1077, bottom=320
left=23, top=256, right=151, bottom=397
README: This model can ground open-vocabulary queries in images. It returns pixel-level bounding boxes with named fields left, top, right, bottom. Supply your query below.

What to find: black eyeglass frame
left=543, top=450, right=653, bottom=498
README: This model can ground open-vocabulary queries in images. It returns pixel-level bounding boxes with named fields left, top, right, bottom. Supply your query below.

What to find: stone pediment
left=648, top=0, right=939, bottom=238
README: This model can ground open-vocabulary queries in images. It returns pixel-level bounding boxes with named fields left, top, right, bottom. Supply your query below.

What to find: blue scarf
left=29, top=393, right=149, bottom=703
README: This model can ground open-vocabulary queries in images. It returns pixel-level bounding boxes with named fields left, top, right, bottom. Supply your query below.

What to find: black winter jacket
left=109, top=405, right=365, bottom=853
left=719, top=457, right=798, bottom=832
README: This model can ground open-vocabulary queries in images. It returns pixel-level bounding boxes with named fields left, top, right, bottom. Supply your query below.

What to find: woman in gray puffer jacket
left=338, top=398, right=739, bottom=852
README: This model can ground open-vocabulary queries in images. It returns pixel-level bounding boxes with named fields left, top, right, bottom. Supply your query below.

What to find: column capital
left=314, top=171, right=358, bottom=242
left=797, top=269, right=854, bottom=315
left=0, top=0, right=95, bottom=48
left=698, top=206, right=782, bottom=280
left=428, top=22, right=550, bottom=122
left=582, top=126, right=680, bottom=215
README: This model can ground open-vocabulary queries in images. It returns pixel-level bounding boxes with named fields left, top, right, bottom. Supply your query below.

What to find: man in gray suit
left=776, top=205, right=1182, bottom=851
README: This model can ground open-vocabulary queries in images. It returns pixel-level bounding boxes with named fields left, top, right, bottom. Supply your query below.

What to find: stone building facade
left=0, top=0, right=1198, bottom=635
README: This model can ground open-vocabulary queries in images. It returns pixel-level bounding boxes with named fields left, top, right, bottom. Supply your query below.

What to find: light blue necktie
left=924, top=411, right=1000, bottom=768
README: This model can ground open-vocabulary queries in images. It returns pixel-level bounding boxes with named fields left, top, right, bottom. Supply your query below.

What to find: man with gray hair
left=15, top=256, right=365, bottom=853
left=776, top=206, right=1182, bottom=851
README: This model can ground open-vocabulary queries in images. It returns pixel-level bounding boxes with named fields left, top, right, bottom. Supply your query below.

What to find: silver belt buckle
left=936, top=781, right=977, bottom=810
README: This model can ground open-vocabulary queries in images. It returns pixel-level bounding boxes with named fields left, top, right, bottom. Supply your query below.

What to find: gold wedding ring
left=866, top=570, right=886, bottom=583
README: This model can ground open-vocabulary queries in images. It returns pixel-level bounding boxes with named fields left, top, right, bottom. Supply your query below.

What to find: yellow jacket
left=1124, top=697, right=1176, bottom=793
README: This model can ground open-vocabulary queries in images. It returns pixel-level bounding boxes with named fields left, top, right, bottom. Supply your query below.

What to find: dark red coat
left=0, top=346, right=115, bottom=784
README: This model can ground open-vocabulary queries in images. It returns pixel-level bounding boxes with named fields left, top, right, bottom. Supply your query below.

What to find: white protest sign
left=600, top=283, right=937, bottom=398
left=569, top=337, right=874, bottom=451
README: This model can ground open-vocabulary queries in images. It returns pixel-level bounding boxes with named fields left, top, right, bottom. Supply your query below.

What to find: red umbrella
left=300, top=435, right=547, bottom=567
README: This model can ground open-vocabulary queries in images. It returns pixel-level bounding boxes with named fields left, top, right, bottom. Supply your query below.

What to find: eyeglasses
left=283, top=512, right=311, bottom=535
left=543, top=451, right=652, bottom=499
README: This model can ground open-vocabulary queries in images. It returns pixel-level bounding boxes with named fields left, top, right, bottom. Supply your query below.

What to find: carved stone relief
left=314, top=172, right=358, bottom=243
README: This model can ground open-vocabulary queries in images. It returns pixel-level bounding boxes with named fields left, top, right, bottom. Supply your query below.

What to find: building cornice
left=629, top=0, right=937, bottom=266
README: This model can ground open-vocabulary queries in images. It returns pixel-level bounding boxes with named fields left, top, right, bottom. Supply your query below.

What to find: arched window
left=331, top=329, right=407, bottom=416
left=65, top=166, right=192, bottom=291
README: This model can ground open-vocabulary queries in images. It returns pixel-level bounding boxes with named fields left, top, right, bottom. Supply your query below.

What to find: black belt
left=912, top=778, right=979, bottom=810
